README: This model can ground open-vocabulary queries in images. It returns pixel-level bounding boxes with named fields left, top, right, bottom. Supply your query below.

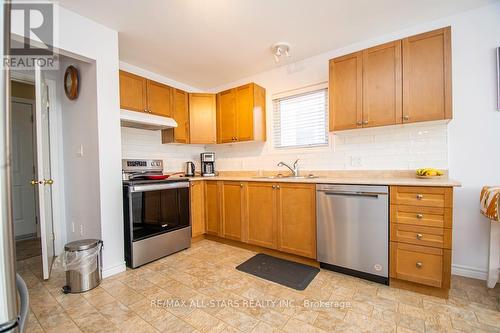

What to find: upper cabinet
left=170, top=89, right=190, bottom=143
left=216, top=83, right=266, bottom=143
left=119, top=71, right=147, bottom=112
left=402, top=27, right=452, bottom=123
left=329, top=27, right=451, bottom=132
left=119, top=70, right=173, bottom=117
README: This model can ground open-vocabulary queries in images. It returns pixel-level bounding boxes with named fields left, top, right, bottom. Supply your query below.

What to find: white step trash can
left=61, top=239, right=103, bottom=293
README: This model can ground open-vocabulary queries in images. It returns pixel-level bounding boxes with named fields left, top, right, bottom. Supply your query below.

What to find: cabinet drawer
left=390, top=242, right=443, bottom=287
left=390, top=205, right=452, bottom=228
left=390, top=224, right=451, bottom=249
left=390, top=186, right=452, bottom=208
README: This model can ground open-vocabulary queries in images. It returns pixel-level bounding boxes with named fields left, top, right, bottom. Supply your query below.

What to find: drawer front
left=390, top=186, right=452, bottom=208
left=391, top=205, right=452, bottom=228
left=391, top=224, right=451, bottom=249
left=391, top=242, right=443, bottom=287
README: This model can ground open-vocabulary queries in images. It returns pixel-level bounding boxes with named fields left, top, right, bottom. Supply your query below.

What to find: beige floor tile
left=216, top=308, right=260, bottom=332
left=73, top=312, right=118, bottom=333
left=282, top=317, right=326, bottom=333
left=251, top=321, right=282, bottom=333
left=184, top=309, right=225, bottom=332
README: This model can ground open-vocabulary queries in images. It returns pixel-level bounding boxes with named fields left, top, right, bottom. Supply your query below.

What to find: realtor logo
left=6, top=1, right=59, bottom=69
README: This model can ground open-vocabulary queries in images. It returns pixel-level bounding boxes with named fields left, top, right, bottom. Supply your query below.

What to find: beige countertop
left=185, top=170, right=461, bottom=187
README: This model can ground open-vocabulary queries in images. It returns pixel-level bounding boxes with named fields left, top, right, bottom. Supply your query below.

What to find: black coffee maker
left=201, top=152, right=215, bottom=176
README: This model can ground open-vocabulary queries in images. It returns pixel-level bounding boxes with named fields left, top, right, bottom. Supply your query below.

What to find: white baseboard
left=452, top=264, right=487, bottom=280
left=102, top=262, right=126, bottom=278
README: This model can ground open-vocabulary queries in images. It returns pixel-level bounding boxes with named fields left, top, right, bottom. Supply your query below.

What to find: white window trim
left=271, top=82, right=331, bottom=152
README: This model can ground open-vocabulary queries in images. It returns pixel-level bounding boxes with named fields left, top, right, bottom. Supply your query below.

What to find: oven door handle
left=129, top=182, right=190, bottom=192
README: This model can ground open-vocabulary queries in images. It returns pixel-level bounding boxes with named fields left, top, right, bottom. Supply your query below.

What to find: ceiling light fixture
left=272, top=42, right=291, bottom=63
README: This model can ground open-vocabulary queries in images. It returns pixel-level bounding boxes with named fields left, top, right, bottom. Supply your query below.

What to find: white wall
left=120, top=62, right=206, bottom=172
left=59, top=56, right=101, bottom=243
left=12, top=4, right=125, bottom=277
left=206, top=3, right=500, bottom=279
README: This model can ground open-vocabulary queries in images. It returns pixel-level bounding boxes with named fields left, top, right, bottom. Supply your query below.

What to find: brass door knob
left=44, top=179, right=54, bottom=185
left=30, top=180, right=38, bottom=186
left=416, top=233, right=423, bottom=240
left=416, top=261, right=423, bottom=269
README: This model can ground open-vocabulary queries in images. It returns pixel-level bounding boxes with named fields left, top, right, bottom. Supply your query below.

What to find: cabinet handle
left=403, top=115, right=410, bottom=121
left=416, top=261, right=423, bottom=269
left=416, top=233, right=423, bottom=240
left=144, top=109, right=148, bottom=113
left=416, top=213, right=423, bottom=219
left=363, top=120, right=369, bottom=125
left=276, top=185, right=280, bottom=189
left=356, top=121, right=362, bottom=126
left=272, top=185, right=276, bottom=189
left=235, top=137, right=238, bottom=141
left=240, top=183, right=243, bottom=188
left=416, top=194, right=424, bottom=200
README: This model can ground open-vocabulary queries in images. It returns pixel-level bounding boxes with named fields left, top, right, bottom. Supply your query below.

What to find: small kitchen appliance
left=201, top=152, right=216, bottom=176
left=122, top=159, right=191, bottom=268
left=185, top=161, right=195, bottom=177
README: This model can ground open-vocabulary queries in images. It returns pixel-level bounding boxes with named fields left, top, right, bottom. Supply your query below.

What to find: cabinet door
left=146, top=80, right=173, bottom=117
left=246, top=182, right=276, bottom=249
left=190, top=181, right=205, bottom=237
left=403, top=27, right=451, bottom=123
left=221, top=181, right=244, bottom=241
left=235, top=84, right=254, bottom=142
left=362, top=41, right=402, bottom=127
left=170, top=89, right=189, bottom=143
left=217, top=89, right=237, bottom=143
left=329, top=52, right=362, bottom=131
left=189, top=94, right=217, bottom=144
left=277, top=183, right=316, bottom=258
left=119, top=70, right=147, bottom=112
left=205, top=181, right=221, bottom=236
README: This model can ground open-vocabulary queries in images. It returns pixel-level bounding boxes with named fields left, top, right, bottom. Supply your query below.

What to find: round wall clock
left=64, top=65, right=79, bottom=100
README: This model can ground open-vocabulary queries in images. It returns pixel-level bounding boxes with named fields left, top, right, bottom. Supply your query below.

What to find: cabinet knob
left=356, top=121, right=362, bottom=126
left=416, top=213, right=423, bottom=219
left=363, top=120, right=369, bottom=125
left=416, top=233, right=423, bottom=240
left=276, top=185, right=280, bottom=189
left=416, top=194, right=424, bottom=200
left=144, top=109, right=148, bottom=113
left=403, top=115, right=410, bottom=121
left=416, top=261, right=423, bottom=269
left=272, top=185, right=276, bottom=189
left=240, top=183, right=243, bottom=188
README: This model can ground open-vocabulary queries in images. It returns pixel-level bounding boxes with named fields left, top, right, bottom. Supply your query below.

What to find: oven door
left=127, top=182, right=190, bottom=241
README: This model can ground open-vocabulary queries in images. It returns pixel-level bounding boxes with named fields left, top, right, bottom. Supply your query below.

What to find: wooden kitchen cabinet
left=119, top=70, right=173, bottom=117
left=329, top=52, right=362, bottom=131
left=216, top=83, right=266, bottom=143
left=205, top=181, right=221, bottom=236
left=119, top=70, right=147, bottom=112
left=246, top=182, right=277, bottom=249
left=277, top=183, right=317, bottom=259
left=164, top=89, right=190, bottom=143
left=362, top=41, right=402, bottom=128
left=190, top=181, right=205, bottom=237
left=329, top=27, right=451, bottom=132
left=390, top=185, right=453, bottom=292
left=221, top=181, right=246, bottom=241
left=146, top=80, right=173, bottom=117
left=189, top=94, right=217, bottom=144
left=402, top=27, right=452, bottom=123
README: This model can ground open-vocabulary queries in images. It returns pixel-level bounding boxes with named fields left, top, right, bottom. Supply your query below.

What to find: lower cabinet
left=276, top=183, right=317, bottom=259
left=205, top=181, right=221, bottom=236
left=190, top=181, right=205, bottom=237
left=247, top=182, right=277, bottom=249
left=221, top=181, right=245, bottom=241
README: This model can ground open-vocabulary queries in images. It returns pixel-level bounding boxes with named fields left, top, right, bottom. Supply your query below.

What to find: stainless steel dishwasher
left=316, top=184, right=389, bottom=284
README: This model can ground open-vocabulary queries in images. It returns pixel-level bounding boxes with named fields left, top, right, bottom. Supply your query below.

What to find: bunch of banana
left=416, top=168, right=444, bottom=177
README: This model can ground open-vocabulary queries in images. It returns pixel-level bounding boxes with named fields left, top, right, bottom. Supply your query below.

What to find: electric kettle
left=185, top=161, right=195, bottom=177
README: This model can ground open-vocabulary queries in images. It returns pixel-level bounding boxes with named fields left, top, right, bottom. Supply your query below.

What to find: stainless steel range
left=122, top=159, right=191, bottom=268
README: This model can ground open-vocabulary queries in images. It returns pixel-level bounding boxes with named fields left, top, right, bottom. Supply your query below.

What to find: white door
left=11, top=99, right=37, bottom=238
left=35, top=66, right=55, bottom=279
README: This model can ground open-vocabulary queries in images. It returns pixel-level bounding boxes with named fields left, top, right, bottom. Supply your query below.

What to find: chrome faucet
left=277, top=159, right=300, bottom=177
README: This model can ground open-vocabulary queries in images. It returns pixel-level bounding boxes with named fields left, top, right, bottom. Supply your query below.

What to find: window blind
left=273, top=88, right=328, bottom=149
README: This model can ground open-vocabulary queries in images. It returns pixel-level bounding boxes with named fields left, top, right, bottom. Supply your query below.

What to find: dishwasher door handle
left=319, top=190, right=387, bottom=198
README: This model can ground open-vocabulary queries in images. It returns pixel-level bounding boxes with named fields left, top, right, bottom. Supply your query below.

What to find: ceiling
left=59, top=0, right=496, bottom=89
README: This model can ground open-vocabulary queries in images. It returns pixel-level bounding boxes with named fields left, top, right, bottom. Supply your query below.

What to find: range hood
left=120, top=109, right=178, bottom=130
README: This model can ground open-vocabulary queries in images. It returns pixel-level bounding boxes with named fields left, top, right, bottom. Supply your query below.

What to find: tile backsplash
left=121, top=121, right=448, bottom=172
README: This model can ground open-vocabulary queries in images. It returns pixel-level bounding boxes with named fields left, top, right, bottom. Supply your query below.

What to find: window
left=273, top=88, right=328, bottom=149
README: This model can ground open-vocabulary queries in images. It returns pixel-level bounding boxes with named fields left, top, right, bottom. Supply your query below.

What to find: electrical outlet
left=350, top=156, right=362, bottom=167
left=79, top=225, right=83, bottom=236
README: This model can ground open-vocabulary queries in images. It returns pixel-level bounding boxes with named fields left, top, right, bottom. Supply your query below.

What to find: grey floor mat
left=236, top=253, right=320, bottom=290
